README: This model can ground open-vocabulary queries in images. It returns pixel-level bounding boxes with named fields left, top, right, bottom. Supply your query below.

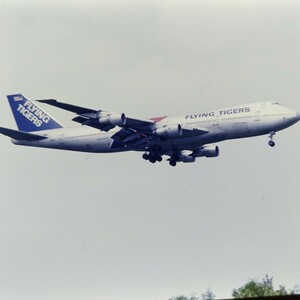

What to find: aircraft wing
left=37, top=99, right=155, bottom=132
left=36, top=99, right=208, bottom=150
left=0, top=127, right=47, bottom=141
left=37, top=99, right=97, bottom=114
left=110, top=124, right=209, bottom=150
left=37, top=98, right=159, bottom=148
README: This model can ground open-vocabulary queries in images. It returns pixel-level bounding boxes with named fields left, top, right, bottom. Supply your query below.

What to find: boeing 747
left=0, top=94, right=299, bottom=166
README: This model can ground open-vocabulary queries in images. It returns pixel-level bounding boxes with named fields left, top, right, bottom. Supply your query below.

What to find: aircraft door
left=233, top=122, right=250, bottom=137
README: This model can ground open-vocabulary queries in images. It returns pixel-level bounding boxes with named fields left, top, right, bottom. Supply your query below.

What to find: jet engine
left=155, top=124, right=182, bottom=138
left=179, top=150, right=196, bottom=163
left=194, top=145, right=219, bottom=158
left=98, top=113, right=126, bottom=127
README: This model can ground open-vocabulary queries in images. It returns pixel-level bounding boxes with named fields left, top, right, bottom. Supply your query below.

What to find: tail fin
left=7, top=94, right=63, bottom=132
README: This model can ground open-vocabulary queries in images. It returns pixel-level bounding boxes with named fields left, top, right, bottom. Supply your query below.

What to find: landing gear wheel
left=268, top=140, right=275, bottom=147
left=149, top=158, right=156, bottom=163
left=169, top=160, right=177, bottom=167
left=157, top=156, right=162, bottom=162
left=142, top=153, right=149, bottom=160
left=268, top=131, right=276, bottom=147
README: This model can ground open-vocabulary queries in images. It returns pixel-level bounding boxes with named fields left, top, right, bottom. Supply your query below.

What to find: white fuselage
left=12, top=102, right=300, bottom=153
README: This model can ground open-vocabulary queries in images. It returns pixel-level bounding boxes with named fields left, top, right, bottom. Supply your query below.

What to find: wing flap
left=111, top=127, right=152, bottom=148
left=0, top=127, right=47, bottom=141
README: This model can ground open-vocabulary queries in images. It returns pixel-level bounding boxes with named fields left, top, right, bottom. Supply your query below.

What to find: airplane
left=0, top=94, right=299, bottom=166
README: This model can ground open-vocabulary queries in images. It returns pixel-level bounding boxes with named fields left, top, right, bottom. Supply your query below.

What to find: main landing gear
left=168, top=154, right=180, bottom=167
left=143, top=149, right=178, bottom=166
left=268, top=131, right=276, bottom=147
left=142, top=152, right=162, bottom=163
left=169, top=160, right=177, bottom=167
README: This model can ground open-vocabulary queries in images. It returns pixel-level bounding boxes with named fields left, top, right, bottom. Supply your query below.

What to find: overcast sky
left=0, top=1, right=300, bottom=300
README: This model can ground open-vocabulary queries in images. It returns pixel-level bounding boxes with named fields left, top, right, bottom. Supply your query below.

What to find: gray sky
left=0, top=1, right=300, bottom=300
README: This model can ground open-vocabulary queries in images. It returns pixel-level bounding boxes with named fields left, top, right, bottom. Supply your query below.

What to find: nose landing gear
left=268, top=131, right=276, bottom=147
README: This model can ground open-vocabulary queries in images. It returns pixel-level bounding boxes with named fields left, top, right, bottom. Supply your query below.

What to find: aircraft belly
left=247, top=121, right=270, bottom=136
left=228, top=122, right=250, bottom=138
left=65, top=137, right=113, bottom=152
left=226, top=121, right=271, bottom=139
left=227, top=117, right=295, bottom=140
left=247, top=118, right=293, bottom=137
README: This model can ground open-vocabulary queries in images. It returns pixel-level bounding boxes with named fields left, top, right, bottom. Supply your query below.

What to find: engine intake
left=155, top=124, right=182, bottom=138
left=195, top=145, right=219, bottom=158
left=98, top=113, right=126, bottom=127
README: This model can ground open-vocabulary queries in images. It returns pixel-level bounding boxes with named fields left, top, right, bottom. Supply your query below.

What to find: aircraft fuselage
left=12, top=101, right=299, bottom=154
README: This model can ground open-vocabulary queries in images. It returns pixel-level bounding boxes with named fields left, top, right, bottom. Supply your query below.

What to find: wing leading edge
left=37, top=99, right=97, bottom=114
left=37, top=99, right=155, bottom=132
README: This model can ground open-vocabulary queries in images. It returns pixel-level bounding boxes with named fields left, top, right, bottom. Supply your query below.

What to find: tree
left=169, top=296, right=198, bottom=300
left=201, top=288, right=216, bottom=300
left=169, top=276, right=298, bottom=300
left=293, top=284, right=300, bottom=294
left=232, top=275, right=291, bottom=298
left=169, top=289, right=216, bottom=300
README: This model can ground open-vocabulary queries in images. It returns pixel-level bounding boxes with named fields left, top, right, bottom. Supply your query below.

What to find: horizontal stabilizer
left=0, top=127, right=47, bottom=141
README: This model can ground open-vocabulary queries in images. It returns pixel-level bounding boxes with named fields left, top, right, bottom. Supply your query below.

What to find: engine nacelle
left=155, top=124, right=182, bottom=138
left=98, top=113, right=126, bottom=127
left=179, top=150, right=196, bottom=163
left=195, top=145, right=219, bottom=158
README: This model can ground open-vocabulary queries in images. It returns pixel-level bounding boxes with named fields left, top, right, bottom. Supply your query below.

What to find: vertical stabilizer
left=7, top=94, right=63, bottom=132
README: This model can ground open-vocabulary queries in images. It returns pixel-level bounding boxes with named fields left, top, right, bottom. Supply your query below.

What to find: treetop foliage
left=169, top=275, right=298, bottom=300
left=232, top=275, right=293, bottom=298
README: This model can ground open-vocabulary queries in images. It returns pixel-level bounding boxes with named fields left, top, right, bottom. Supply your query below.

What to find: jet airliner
left=0, top=94, right=299, bottom=166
